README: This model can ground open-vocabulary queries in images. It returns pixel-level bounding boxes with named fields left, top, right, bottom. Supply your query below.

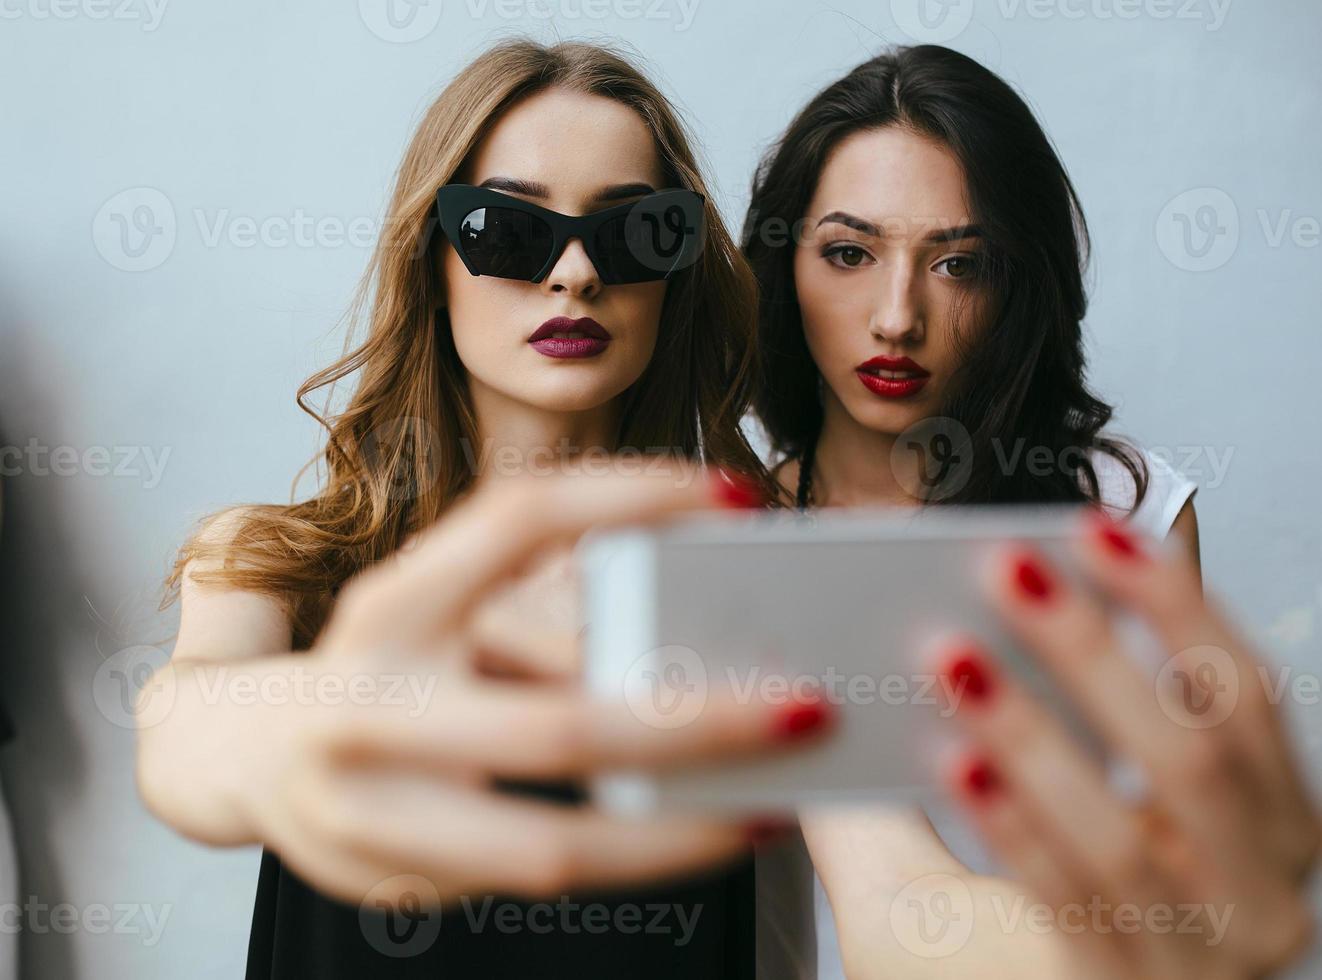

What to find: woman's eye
left=934, top=254, right=979, bottom=279
left=823, top=244, right=872, bottom=268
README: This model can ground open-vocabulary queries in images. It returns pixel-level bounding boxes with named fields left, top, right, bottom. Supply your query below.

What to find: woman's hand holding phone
left=937, top=512, right=1320, bottom=979
left=228, top=465, right=828, bottom=909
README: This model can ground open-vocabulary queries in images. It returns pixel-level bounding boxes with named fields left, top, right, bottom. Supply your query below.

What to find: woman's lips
left=855, top=355, right=930, bottom=399
left=531, top=336, right=609, bottom=358
left=529, top=316, right=611, bottom=359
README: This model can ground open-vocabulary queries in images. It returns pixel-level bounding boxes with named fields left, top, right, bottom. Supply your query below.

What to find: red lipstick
left=855, top=355, right=930, bottom=399
left=528, top=316, right=611, bottom=359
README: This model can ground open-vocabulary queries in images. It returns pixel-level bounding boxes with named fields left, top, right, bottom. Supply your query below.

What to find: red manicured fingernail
left=943, top=649, right=995, bottom=705
left=962, top=757, right=1001, bottom=799
left=712, top=468, right=766, bottom=510
left=744, top=818, right=797, bottom=845
left=1092, top=518, right=1145, bottom=561
left=772, top=693, right=832, bottom=741
left=1012, top=554, right=1054, bottom=603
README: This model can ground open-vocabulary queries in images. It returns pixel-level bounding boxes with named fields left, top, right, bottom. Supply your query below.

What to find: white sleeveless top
left=1090, top=445, right=1198, bottom=541
left=763, top=445, right=1198, bottom=980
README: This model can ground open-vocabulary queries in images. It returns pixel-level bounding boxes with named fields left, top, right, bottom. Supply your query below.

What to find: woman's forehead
left=465, top=88, right=664, bottom=212
left=810, top=127, right=970, bottom=231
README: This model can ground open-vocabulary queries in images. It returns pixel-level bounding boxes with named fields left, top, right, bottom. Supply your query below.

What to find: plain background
left=1, top=0, right=1319, bottom=975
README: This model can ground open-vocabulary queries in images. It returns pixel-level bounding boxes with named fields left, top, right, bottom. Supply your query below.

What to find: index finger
left=337, top=461, right=764, bottom=648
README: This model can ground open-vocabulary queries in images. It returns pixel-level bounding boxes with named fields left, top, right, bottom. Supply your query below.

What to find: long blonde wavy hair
left=163, top=39, right=772, bottom=650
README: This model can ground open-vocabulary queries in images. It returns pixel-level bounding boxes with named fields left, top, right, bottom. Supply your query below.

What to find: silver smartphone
left=577, top=505, right=1118, bottom=814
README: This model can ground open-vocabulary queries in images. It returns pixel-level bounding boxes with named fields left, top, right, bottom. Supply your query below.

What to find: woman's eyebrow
left=590, top=182, right=656, bottom=203
left=474, top=177, right=656, bottom=204
left=816, top=210, right=879, bottom=236
left=478, top=176, right=548, bottom=198
left=921, top=222, right=982, bottom=243
left=816, top=212, right=983, bottom=244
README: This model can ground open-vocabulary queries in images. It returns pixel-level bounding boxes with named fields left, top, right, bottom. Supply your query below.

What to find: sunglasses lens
left=593, top=192, right=704, bottom=284
left=457, top=206, right=554, bottom=281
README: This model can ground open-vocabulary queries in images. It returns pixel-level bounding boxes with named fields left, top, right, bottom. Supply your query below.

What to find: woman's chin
left=496, top=375, right=637, bottom=417
left=845, top=396, right=929, bottom=440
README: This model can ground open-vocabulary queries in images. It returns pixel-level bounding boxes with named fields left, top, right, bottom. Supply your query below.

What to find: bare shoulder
left=174, top=506, right=292, bottom=662
left=1168, top=496, right=1202, bottom=584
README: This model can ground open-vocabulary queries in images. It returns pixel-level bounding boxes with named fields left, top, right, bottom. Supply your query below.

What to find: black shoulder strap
left=794, top=430, right=818, bottom=511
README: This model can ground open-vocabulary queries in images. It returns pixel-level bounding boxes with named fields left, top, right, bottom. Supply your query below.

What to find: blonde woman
left=138, top=41, right=830, bottom=979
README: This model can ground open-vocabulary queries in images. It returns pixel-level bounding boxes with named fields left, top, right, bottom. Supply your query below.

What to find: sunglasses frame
left=434, top=184, right=706, bottom=285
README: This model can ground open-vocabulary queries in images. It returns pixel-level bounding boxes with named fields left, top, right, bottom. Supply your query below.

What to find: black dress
left=245, top=780, right=756, bottom=979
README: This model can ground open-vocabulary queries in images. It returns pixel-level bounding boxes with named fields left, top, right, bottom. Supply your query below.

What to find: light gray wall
left=1, top=1, right=1318, bottom=976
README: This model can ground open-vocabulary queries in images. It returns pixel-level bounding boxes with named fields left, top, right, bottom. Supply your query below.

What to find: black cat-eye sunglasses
left=434, top=184, right=705, bottom=285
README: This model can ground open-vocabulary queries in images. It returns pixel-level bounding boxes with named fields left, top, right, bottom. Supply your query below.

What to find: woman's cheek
left=794, top=260, right=832, bottom=348
left=800, top=277, right=863, bottom=375
left=446, top=291, right=497, bottom=371
left=925, top=287, right=991, bottom=375
left=801, top=316, right=849, bottom=394
left=617, top=287, right=665, bottom=371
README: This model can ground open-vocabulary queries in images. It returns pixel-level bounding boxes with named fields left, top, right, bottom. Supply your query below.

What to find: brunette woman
left=744, top=44, right=1318, bottom=978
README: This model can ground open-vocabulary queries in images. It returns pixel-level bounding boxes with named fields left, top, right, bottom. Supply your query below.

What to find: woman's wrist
left=833, top=869, right=1062, bottom=980
left=136, top=654, right=307, bottom=847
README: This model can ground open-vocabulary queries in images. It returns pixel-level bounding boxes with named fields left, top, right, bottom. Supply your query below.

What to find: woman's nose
left=869, top=266, right=923, bottom=343
left=542, top=238, right=601, bottom=299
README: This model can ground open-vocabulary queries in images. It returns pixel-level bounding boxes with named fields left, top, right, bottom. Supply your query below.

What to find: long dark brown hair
left=744, top=44, right=1146, bottom=507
